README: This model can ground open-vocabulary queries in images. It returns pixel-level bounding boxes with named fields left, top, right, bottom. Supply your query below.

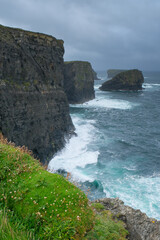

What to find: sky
left=0, top=0, right=160, bottom=71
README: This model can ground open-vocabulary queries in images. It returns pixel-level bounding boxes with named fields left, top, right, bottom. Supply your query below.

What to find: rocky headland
left=100, top=69, right=144, bottom=91
left=0, top=24, right=74, bottom=164
left=107, top=69, right=126, bottom=78
left=64, top=61, right=95, bottom=103
left=96, top=198, right=160, bottom=240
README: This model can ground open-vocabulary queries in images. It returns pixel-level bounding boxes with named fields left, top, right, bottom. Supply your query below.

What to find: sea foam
left=71, top=97, right=134, bottom=110
left=103, top=174, right=160, bottom=220
left=48, top=116, right=99, bottom=182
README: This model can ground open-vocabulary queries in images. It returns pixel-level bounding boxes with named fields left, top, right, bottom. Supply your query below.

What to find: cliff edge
left=0, top=24, right=74, bottom=164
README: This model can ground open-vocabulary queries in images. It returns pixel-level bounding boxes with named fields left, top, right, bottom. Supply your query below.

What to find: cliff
left=107, top=69, right=126, bottom=78
left=96, top=198, right=160, bottom=240
left=0, top=24, right=74, bottom=164
left=64, top=61, right=95, bottom=103
left=100, top=69, right=144, bottom=91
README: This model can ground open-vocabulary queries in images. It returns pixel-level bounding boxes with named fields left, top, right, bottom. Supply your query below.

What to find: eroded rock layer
left=64, top=61, right=95, bottom=103
left=0, top=24, right=74, bottom=164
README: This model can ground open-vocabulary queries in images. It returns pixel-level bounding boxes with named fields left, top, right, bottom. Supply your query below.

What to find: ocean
left=48, top=71, right=160, bottom=220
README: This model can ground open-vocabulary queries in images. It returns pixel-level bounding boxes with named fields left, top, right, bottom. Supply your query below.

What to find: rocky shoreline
left=95, top=198, right=160, bottom=240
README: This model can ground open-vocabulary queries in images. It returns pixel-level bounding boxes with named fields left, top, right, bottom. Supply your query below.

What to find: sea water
left=48, top=71, right=160, bottom=220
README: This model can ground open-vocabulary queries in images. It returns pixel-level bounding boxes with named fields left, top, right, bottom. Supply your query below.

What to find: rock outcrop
left=100, top=69, right=144, bottom=91
left=96, top=198, right=160, bottom=240
left=107, top=69, right=126, bottom=78
left=0, top=24, right=74, bottom=164
left=64, top=61, right=95, bottom=103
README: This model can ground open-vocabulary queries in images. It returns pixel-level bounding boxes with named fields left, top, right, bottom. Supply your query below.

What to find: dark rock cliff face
left=107, top=69, right=126, bottom=78
left=0, top=25, right=74, bottom=164
left=64, top=61, right=95, bottom=103
left=100, top=69, right=144, bottom=91
left=96, top=198, right=160, bottom=240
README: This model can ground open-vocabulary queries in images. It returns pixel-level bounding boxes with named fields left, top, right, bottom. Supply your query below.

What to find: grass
left=84, top=203, right=128, bottom=240
left=0, top=134, right=94, bottom=239
left=0, top=209, right=35, bottom=240
left=0, top=134, right=128, bottom=239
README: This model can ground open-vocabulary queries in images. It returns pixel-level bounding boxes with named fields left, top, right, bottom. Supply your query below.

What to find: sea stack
left=100, top=69, right=144, bottom=91
left=0, top=24, right=74, bottom=164
left=64, top=61, right=95, bottom=103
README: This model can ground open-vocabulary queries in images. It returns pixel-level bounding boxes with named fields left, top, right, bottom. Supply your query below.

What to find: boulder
left=64, top=61, right=95, bottom=103
left=0, top=24, right=74, bottom=164
left=100, top=69, right=144, bottom=91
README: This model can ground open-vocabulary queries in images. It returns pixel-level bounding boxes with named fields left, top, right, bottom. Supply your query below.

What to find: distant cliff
left=100, top=69, right=144, bottom=91
left=64, top=61, right=95, bottom=103
left=107, top=69, right=126, bottom=78
left=93, top=69, right=100, bottom=80
left=0, top=24, right=74, bottom=164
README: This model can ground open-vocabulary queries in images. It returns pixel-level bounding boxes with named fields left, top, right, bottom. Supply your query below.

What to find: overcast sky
left=0, top=0, right=160, bottom=71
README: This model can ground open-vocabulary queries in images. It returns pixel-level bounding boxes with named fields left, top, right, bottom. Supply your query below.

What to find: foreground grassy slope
left=0, top=134, right=94, bottom=239
left=0, top=134, right=128, bottom=239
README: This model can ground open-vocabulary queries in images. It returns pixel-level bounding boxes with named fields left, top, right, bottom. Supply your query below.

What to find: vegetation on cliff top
left=0, top=134, right=128, bottom=239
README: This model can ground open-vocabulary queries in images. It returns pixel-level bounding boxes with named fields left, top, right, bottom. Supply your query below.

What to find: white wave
left=94, top=85, right=101, bottom=90
left=48, top=116, right=99, bottom=182
left=143, top=83, right=160, bottom=89
left=104, top=175, right=160, bottom=219
left=72, top=97, right=135, bottom=110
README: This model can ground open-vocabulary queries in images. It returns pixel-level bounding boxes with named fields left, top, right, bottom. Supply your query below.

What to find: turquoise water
left=49, top=71, right=160, bottom=219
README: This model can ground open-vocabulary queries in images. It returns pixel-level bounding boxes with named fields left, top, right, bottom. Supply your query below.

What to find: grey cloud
left=0, top=0, right=160, bottom=70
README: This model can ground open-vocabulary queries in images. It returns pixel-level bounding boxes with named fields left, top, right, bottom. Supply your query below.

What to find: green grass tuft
left=84, top=210, right=128, bottom=240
